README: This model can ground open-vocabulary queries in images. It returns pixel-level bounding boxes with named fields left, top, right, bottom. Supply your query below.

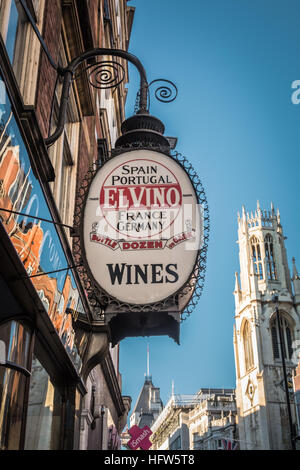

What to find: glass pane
left=0, top=366, right=27, bottom=449
left=0, top=321, right=31, bottom=368
left=0, top=0, right=18, bottom=62
left=252, top=245, right=256, bottom=261
left=257, top=244, right=261, bottom=260
left=0, top=75, right=85, bottom=370
left=258, top=262, right=263, bottom=279
left=267, top=262, right=272, bottom=280
left=73, top=389, right=82, bottom=450
left=24, top=356, right=62, bottom=450
left=265, top=242, right=270, bottom=260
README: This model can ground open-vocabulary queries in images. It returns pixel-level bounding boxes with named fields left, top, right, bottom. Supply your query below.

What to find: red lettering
left=100, top=184, right=182, bottom=210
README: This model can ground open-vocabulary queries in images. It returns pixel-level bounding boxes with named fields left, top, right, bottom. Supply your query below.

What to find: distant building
left=150, top=394, right=197, bottom=450
left=130, top=374, right=163, bottom=429
left=233, top=203, right=300, bottom=449
left=150, top=390, right=238, bottom=451
left=189, top=389, right=237, bottom=450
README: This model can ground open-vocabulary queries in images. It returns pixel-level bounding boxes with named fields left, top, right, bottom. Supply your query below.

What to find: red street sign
left=127, top=425, right=152, bottom=450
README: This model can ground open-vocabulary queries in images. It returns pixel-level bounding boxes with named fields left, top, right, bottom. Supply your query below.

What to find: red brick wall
left=35, top=0, right=62, bottom=138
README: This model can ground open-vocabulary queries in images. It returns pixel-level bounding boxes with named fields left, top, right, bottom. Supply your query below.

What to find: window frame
left=250, top=236, right=263, bottom=280
left=264, top=233, right=277, bottom=281
left=270, top=313, right=294, bottom=362
left=243, top=320, right=254, bottom=372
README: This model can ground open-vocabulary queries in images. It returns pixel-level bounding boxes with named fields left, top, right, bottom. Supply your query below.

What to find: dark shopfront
left=0, top=35, right=89, bottom=452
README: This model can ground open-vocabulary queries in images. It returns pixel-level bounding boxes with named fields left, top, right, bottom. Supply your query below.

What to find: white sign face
left=83, top=149, right=202, bottom=304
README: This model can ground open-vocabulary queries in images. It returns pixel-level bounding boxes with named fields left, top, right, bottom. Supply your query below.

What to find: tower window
left=271, top=326, right=279, bottom=359
left=265, top=234, right=277, bottom=280
left=243, top=321, right=254, bottom=371
left=271, top=315, right=293, bottom=361
left=250, top=236, right=263, bottom=280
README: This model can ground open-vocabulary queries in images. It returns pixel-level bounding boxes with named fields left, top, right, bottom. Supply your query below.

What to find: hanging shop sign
left=83, top=149, right=203, bottom=306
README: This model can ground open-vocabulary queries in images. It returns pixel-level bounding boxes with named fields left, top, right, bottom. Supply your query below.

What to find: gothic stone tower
left=233, top=202, right=300, bottom=450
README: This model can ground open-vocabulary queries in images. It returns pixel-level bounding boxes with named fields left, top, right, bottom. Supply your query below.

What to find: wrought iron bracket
left=0, top=208, right=75, bottom=232
left=19, top=0, right=178, bottom=148
left=22, top=264, right=83, bottom=280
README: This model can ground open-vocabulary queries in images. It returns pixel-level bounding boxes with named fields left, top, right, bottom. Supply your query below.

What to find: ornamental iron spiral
left=134, top=79, right=178, bottom=113
left=74, top=60, right=126, bottom=89
left=148, top=79, right=178, bottom=103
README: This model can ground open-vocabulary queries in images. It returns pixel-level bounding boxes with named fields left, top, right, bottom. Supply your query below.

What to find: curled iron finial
left=148, top=79, right=178, bottom=104
left=134, top=79, right=178, bottom=113
left=74, top=61, right=126, bottom=89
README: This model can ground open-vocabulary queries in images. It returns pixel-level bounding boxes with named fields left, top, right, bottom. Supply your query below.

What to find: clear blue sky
left=119, top=0, right=300, bottom=412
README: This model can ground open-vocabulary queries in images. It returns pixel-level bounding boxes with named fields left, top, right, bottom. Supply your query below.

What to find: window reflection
left=0, top=320, right=32, bottom=450
left=0, top=321, right=31, bottom=367
left=24, top=356, right=62, bottom=450
left=0, top=367, right=26, bottom=449
left=0, top=74, right=83, bottom=371
left=0, top=0, right=19, bottom=63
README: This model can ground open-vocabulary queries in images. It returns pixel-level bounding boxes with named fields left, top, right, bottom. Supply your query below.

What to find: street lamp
left=271, top=291, right=296, bottom=450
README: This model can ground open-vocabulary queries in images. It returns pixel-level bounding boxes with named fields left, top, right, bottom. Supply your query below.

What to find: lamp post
left=271, top=292, right=296, bottom=450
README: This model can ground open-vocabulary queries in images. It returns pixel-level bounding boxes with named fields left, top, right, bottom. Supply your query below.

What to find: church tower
left=233, top=202, right=300, bottom=449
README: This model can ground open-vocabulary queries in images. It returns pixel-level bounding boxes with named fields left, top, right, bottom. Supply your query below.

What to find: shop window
left=24, top=355, right=62, bottom=450
left=0, top=320, right=32, bottom=450
left=0, top=1, right=44, bottom=104
left=0, top=74, right=84, bottom=371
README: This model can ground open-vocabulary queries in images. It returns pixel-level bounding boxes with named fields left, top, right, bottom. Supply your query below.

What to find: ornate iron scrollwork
left=19, top=0, right=178, bottom=146
left=73, top=60, right=126, bottom=90
left=148, top=79, right=178, bottom=104
left=134, top=79, right=178, bottom=113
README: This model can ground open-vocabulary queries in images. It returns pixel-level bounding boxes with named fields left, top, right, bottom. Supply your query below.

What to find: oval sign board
left=83, top=149, right=202, bottom=305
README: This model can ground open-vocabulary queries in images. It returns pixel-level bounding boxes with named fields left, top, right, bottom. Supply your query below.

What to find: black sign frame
left=72, top=144, right=209, bottom=343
